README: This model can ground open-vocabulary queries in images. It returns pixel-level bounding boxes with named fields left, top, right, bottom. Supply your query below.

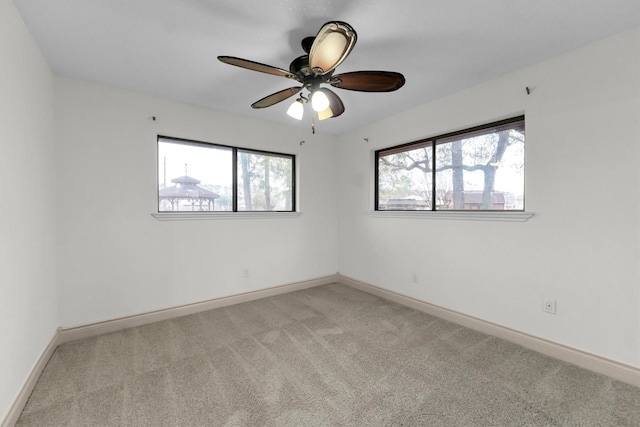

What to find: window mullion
left=232, top=148, right=238, bottom=212
left=374, top=152, right=380, bottom=210
left=431, top=140, right=436, bottom=211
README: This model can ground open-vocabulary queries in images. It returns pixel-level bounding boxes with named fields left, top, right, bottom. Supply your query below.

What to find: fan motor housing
left=289, top=55, right=312, bottom=78
left=290, top=54, right=334, bottom=90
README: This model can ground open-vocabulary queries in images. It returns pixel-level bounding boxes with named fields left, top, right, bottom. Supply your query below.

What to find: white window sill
left=151, top=212, right=302, bottom=221
left=367, top=210, right=534, bottom=222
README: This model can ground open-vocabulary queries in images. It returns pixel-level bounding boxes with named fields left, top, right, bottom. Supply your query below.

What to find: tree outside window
left=158, top=137, right=295, bottom=213
left=376, top=117, right=524, bottom=211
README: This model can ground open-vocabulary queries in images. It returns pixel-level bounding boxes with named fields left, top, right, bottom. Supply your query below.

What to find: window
left=158, top=136, right=295, bottom=212
left=376, top=116, right=524, bottom=211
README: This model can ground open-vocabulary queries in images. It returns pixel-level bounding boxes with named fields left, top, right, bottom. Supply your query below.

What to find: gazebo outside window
left=159, top=175, right=220, bottom=211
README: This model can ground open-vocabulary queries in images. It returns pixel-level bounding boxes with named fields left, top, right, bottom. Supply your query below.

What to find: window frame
left=156, top=135, right=296, bottom=214
left=375, top=116, right=525, bottom=213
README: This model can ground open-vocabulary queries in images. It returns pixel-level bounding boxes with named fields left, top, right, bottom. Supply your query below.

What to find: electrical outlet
left=543, top=299, right=556, bottom=314
left=411, top=272, right=419, bottom=283
left=242, top=267, right=249, bottom=278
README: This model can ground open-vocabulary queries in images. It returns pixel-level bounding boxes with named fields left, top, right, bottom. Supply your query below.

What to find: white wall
left=55, top=77, right=339, bottom=327
left=337, top=27, right=640, bottom=368
left=0, top=0, right=58, bottom=421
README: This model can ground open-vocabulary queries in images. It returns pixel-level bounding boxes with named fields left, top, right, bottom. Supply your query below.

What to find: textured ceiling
left=13, top=0, right=640, bottom=135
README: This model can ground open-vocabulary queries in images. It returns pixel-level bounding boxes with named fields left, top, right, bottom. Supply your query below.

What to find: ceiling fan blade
left=329, top=71, right=406, bottom=92
left=309, top=21, right=357, bottom=75
left=218, top=56, right=297, bottom=79
left=251, top=86, right=302, bottom=109
left=317, top=88, right=345, bottom=120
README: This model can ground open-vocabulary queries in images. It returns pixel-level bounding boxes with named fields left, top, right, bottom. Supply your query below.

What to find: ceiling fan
left=218, top=21, right=405, bottom=126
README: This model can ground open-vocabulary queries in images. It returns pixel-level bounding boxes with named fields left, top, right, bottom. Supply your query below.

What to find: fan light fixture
left=287, top=88, right=346, bottom=122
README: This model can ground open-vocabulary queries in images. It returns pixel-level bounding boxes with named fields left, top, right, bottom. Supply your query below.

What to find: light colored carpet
left=16, top=283, right=640, bottom=426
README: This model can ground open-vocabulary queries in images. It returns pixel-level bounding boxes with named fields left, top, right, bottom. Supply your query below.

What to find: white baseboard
left=59, top=275, right=339, bottom=344
left=338, top=274, right=640, bottom=388
left=1, top=328, right=61, bottom=427
left=5, top=272, right=637, bottom=427
left=3, top=275, right=338, bottom=427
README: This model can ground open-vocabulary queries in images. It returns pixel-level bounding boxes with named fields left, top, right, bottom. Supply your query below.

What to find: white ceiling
left=14, top=0, right=640, bottom=135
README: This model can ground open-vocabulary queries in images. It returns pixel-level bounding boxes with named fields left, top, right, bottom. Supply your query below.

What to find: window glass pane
left=435, top=125, right=524, bottom=210
left=237, top=150, right=294, bottom=211
left=378, top=145, right=433, bottom=210
left=158, top=139, right=232, bottom=211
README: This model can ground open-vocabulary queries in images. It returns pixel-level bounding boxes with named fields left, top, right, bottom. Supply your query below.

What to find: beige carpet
left=16, top=283, right=640, bottom=426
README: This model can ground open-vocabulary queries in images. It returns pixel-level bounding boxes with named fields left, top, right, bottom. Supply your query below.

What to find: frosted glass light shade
left=316, top=88, right=345, bottom=121
left=311, top=91, right=330, bottom=112
left=287, top=100, right=304, bottom=120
